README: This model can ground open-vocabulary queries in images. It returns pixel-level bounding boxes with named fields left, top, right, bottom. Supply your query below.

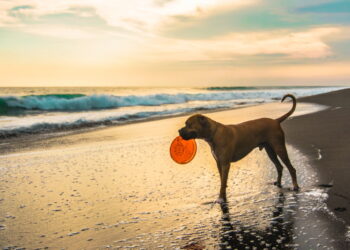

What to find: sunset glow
left=1, top=0, right=349, bottom=86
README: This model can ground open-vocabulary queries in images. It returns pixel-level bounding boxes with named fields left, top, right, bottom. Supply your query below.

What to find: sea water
left=0, top=86, right=344, bottom=137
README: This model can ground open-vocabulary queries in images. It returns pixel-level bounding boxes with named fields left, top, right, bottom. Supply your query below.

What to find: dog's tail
left=276, top=94, right=296, bottom=123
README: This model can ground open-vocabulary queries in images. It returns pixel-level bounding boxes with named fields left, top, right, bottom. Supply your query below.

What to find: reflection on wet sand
left=218, top=192, right=296, bottom=249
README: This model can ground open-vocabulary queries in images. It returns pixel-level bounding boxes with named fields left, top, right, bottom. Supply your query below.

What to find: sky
left=0, top=0, right=350, bottom=87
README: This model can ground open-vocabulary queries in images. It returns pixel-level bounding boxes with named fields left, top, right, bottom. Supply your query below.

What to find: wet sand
left=283, top=88, right=350, bottom=224
left=0, top=97, right=349, bottom=249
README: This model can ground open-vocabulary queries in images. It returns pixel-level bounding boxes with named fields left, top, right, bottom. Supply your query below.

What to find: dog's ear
left=198, top=115, right=207, bottom=127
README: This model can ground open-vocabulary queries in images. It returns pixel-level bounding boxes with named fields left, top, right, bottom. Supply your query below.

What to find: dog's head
left=178, top=114, right=210, bottom=140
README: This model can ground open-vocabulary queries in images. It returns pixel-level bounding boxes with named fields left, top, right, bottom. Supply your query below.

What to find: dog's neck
left=203, top=120, right=220, bottom=145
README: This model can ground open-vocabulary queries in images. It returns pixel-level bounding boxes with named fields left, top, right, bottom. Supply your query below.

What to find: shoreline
left=0, top=102, right=252, bottom=138
left=0, top=96, right=326, bottom=155
left=0, top=103, right=258, bottom=155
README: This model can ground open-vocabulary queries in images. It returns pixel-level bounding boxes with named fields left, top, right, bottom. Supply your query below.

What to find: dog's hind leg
left=264, top=144, right=283, bottom=188
left=270, top=140, right=299, bottom=191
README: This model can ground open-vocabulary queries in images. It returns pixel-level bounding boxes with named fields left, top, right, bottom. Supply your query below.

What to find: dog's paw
left=273, top=182, right=282, bottom=188
left=293, top=186, right=300, bottom=192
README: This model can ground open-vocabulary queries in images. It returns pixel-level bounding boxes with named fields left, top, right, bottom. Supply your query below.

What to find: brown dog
left=179, top=94, right=299, bottom=203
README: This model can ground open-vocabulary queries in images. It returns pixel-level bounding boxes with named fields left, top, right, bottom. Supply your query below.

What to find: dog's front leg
left=217, top=162, right=230, bottom=203
left=215, top=161, right=222, bottom=184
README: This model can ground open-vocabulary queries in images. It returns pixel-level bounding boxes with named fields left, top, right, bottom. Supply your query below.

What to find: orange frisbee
left=170, top=136, right=197, bottom=164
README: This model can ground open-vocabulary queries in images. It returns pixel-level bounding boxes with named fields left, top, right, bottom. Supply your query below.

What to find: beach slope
left=283, top=88, right=350, bottom=224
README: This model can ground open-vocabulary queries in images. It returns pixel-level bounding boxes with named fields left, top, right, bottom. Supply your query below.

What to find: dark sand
left=283, top=88, right=350, bottom=224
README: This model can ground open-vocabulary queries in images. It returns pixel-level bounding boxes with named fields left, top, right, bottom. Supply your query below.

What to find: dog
left=179, top=94, right=299, bottom=203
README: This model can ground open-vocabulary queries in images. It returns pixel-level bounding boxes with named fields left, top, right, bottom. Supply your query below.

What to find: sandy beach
left=1, top=90, right=349, bottom=249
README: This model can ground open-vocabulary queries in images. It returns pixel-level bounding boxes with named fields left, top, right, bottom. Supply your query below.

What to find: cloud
left=0, top=0, right=257, bottom=35
left=1, top=2, right=347, bottom=66
left=161, top=7, right=303, bottom=39
left=134, top=27, right=343, bottom=62
left=153, top=0, right=176, bottom=7
left=23, top=25, right=96, bottom=39
left=10, top=5, right=34, bottom=11
left=0, top=2, right=134, bottom=40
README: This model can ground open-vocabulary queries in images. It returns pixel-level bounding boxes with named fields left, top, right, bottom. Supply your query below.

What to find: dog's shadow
left=217, top=192, right=296, bottom=249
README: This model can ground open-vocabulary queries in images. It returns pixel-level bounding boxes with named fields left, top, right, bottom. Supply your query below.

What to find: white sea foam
left=317, top=148, right=322, bottom=160
left=304, top=189, right=328, bottom=202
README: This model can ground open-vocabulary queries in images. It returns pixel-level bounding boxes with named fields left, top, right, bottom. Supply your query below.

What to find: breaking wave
left=0, top=87, right=343, bottom=113
left=0, top=103, right=239, bottom=138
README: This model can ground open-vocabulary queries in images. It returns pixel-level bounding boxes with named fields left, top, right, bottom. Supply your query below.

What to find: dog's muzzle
left=178, top=127, right=197, bottom=140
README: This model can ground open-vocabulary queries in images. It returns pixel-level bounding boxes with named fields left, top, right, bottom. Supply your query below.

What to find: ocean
left=0, top=86, right=344, bottom=138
